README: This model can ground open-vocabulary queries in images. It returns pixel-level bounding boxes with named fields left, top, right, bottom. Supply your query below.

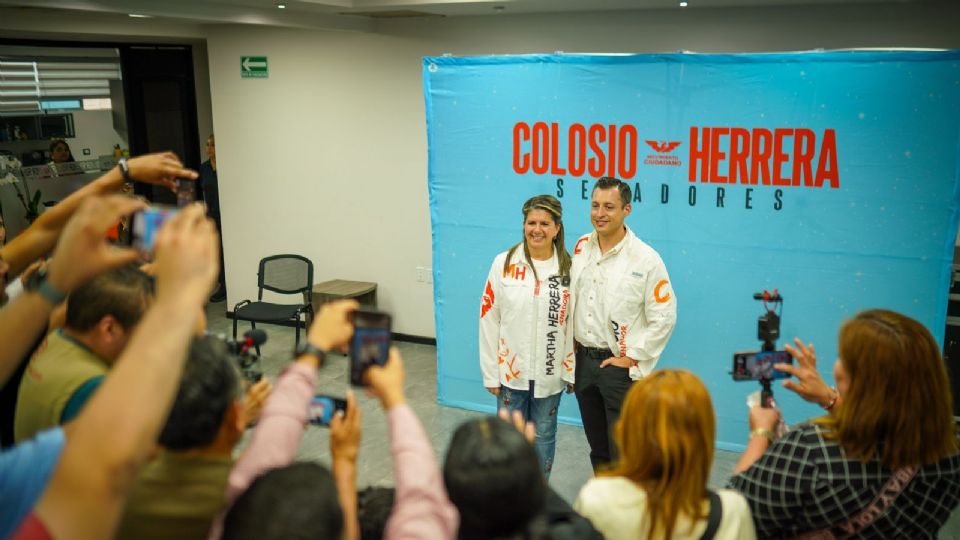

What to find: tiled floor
left=208, top=301, right=960, bottom=538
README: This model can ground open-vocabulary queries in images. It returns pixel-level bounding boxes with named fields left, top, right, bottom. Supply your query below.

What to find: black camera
left=226, top=329, right=268, bottom=384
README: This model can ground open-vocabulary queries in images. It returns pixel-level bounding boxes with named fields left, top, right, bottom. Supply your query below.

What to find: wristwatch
left=25, top=266, right=67, bottom=305
left=117, top=157, right=134, bottom=182
left=294, top=342, right=327, bottom=365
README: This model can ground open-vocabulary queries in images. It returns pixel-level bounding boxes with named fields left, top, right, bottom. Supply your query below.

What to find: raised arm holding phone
left=0, top=152, right=196, bottom=281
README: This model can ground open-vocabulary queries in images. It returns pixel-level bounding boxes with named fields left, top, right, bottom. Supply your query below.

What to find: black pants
left=211, top=213, right=226, bottom=290
left=574, top=345, right=634, bottom=470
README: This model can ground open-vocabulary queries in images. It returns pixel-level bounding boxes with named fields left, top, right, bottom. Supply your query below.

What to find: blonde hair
left=503, top=194, right=571, bottom=284
left=816, top=309, right=957, bottom=468
left=603, top=369, right=715, bottom=539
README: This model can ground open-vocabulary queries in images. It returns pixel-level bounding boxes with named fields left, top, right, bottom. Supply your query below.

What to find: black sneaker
left=209, top=287, right=227, bottom=303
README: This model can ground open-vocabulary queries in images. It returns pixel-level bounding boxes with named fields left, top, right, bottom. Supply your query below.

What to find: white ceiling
left=0, top=0, right=931, bottom=32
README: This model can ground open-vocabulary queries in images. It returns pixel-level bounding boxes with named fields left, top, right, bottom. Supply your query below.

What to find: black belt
left=577, top=343, right=612, bottom=359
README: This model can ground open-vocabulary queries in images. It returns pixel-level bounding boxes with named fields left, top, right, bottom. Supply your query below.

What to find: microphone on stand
left=238, top=328, right=267, bottom=355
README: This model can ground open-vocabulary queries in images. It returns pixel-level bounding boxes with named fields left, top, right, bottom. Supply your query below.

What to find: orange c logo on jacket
left=574, top=237, right=589, bottom=255
left=481, top=280, right=495, bottom=318
left=654, top=279, right=671, bottom=304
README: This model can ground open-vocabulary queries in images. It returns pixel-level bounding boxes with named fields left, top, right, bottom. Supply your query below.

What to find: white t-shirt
left=531, top=256, right=555, bottom=281
left=4, top=276, right=24, bottom=303
left=575, top=477, right=756, bottom=540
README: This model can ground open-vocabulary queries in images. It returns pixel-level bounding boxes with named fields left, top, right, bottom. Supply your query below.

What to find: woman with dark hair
left=576, top=370, right=756, bottom=539
left=445, top=412, right=601, bottom=540
left=48, top=140, right=75, bottom=164
left=445, top=416, right=546, bottom=539
left=478, top=194, right=575, bottom=478
left=731, top=309, right=960, bottom=537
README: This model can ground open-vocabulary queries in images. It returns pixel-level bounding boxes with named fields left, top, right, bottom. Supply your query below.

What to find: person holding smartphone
left=730, top=312, right=960, bottom=538
left=478, top=194, right=575, bottom=478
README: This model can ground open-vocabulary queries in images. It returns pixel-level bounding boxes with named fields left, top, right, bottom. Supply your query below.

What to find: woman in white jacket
left=478, top=194, right=575, bottom=477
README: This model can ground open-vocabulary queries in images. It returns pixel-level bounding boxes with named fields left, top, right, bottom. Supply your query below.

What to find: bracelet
left=749, top=428, right=775, bottom=443
left=823, top=388, right=839, bottom=411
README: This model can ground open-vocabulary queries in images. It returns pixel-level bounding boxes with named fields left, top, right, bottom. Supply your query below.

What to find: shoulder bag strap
left=792, top=465, right=919, bottom=540
left=699, top=490, right=723, bottom=540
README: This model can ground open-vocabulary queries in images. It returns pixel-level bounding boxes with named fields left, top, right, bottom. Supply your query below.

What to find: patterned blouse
left=729, top=422, right=960, bottom=539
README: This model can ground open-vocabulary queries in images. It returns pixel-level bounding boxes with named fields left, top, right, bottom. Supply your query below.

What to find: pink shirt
left=384, top=404, right=458, bottom=539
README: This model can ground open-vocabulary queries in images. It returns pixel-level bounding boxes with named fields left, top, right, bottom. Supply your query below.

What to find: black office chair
left=233, top=254, right=314, bottom=355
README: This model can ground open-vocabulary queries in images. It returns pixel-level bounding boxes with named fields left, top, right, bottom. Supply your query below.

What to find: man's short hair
left=158, top=336, right=241, bottom=450
left=222, top=462, right=343, bottom=540
left=65, top=264, right=154, bottom=331
left=358, top=486, right=395, bottom=540
left=444, top=417, right=546, bottom=539
left=593, top=176, right=631, bottom=207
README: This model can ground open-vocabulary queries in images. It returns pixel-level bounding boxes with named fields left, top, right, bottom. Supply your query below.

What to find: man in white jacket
left=571, top=177, right=677, bottom=469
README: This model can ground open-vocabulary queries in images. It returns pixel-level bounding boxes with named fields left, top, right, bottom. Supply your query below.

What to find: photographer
left=215, top=316, right=460, bottom=540
left=211, top=299, right=361, bottom=540
left=1, top=200, right=219, bottom=539
left=115, top=336, right=249, bottom=540
left=365, top=348, right=458, bottom=539
left=14, top=265, right=155, bottom=443
left=729, top=310, right=960, bottom=538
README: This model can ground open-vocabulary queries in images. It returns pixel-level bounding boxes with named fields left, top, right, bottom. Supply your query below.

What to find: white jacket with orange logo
left=479, top=248, right=575, bottom=398
left=571, top=227, right=677, bottom=380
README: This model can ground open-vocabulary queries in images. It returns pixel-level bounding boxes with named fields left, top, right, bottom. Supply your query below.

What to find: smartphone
left=129, top=206, right=177, bottom=252
left=732, top=350, right=793, bottom=381
left=308, top=395, right=348, bottom=427
left=175, top=178, right=195, bottom=208
left=349, top=309, right=392, bottom=386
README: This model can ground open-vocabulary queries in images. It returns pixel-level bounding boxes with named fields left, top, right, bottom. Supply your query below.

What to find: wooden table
left=312, top=279, right=378, bottom=308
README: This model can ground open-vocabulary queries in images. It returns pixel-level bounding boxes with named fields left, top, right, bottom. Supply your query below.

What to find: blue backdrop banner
left=423, top=51, right=960, bottom=451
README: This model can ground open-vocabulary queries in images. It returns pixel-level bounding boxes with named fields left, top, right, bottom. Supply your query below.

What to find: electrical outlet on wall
left=415, top=266, right=433, bottom=283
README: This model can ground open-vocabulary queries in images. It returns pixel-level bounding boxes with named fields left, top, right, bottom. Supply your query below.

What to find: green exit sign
left=241, top=56, right=268, bottom=79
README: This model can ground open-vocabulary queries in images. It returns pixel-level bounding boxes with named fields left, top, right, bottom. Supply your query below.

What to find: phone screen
left=308, top=395, right=347, bottom=427
left=350, top=309, right=391, bottom=386
left=732, top=350, right=792, bottom=381
left=130, top=206, right=177, bottom=252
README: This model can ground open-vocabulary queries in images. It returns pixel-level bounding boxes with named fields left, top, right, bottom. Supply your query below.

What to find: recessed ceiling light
left=679, top=1, right=688, bottom=6
left=276, top=2, right=286, bottom=8
left=128, top=13, right=151, bottom=18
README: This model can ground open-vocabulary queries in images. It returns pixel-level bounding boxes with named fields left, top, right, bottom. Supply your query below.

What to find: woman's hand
left=778, top=337, right=836, bottom=408
left=486, top=386, right=500, bottom=396
left=748, top=405, right=781, bottom=432
left=242, top=378, right=273, bottom=424
left=498, top=408, right=535, bottom=444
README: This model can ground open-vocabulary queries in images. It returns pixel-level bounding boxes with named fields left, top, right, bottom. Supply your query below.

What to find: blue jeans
left=497, top=382, right=562, bottom=478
